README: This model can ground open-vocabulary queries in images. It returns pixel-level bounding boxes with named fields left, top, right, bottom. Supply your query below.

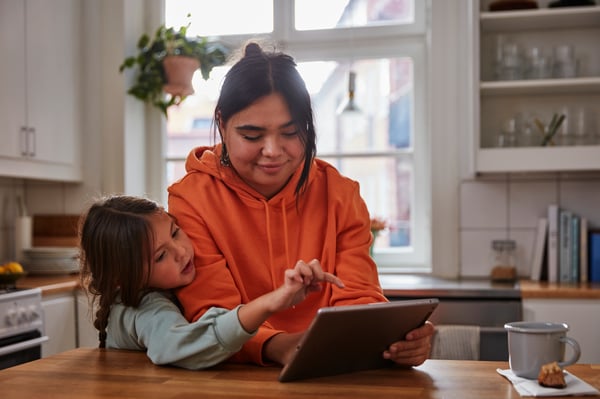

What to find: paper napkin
left=497, top=368, right=600, bottom=397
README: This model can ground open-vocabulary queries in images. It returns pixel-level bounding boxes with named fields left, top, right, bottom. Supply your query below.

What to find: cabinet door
left=0, top=0, right=26, bottom=159
left=41, top=293, right=77, bottom=357
left=26, top=0, right=80, bottom=168
left=522, top=298, right=600, bottom=364
left=0, top=0, right=81, bottom=182
left=76, top=291, right=99, bottom=348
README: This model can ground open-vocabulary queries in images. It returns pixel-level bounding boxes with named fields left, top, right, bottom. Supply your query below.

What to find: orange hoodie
left=168, top=144, right=387, bottom=365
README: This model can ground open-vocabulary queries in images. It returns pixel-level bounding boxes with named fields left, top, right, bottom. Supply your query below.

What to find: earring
left=220, top=144, right=231, bottom=167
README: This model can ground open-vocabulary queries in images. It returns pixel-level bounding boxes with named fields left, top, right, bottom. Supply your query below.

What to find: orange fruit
left=5, top=262, right=24, bottom=273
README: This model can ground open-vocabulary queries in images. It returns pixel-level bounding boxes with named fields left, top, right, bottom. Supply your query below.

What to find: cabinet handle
left=20, top=126, right=28, bottom=156
left=28, top=127, right=36, bottom=157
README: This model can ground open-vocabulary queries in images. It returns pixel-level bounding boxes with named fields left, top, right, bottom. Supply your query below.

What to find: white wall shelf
left=480, top=76, right=600, bottom=96
left=480, top=6, right=600, bottom=32
left=477, top=145, right=600, bottom=173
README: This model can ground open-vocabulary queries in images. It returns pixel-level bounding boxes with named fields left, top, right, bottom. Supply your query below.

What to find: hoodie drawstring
left=261, top=198, right=291, bottom=287
left=281, top=198, right=290, bottom=268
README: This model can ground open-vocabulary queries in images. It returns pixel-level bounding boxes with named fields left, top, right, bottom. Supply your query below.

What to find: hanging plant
left=119, top=19, right=229, bottom=117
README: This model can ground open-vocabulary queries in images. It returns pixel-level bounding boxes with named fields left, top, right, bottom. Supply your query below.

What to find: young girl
left=79, top=195, right=343, bottom=370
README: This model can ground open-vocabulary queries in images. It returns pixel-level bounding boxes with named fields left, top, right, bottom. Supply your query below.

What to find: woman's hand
left=383, top=321, right=435, bottom=366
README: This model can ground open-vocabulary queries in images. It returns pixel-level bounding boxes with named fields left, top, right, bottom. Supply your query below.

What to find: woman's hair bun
left=244, top=42, right=262, bottom=57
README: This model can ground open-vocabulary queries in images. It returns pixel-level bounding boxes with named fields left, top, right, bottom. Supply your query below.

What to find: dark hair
left=215, top=41, right=316, bottom=197
left=79, top=195, right=162, bottom=348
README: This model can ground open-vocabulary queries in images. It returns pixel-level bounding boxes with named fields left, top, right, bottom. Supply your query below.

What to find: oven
left=0, top=288, right=48, bottom=370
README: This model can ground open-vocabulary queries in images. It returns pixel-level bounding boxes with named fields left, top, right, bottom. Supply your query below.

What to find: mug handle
left=558, top=336, right=581, bottom=368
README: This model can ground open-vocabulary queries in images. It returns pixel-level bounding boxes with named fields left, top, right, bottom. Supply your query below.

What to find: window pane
left=165, top=66, right=229, bottom=163
left=165, top=0, right=273, bottom=36
left=298, top=57, right=414, bottom=154
left=166, top=160, right=186, bottom=186
left=320, top=156, right=413, bottom=249
left=295, top=0, right=414, bottom=30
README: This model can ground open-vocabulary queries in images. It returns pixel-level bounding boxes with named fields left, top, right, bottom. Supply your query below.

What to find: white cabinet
left=41, top=293, right=77, bottom=358
left=41, top=291, right=97, bottom=358
left=522, top=298, right=600, bottom=363
left=76, top=291, right=98, bottom=348
left=473, top=1, right=600, bottom=173
left=0, top=0, right=81, bottom=182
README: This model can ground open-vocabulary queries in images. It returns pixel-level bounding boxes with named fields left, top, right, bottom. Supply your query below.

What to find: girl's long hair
left=79, top=195, right=161, bottom=348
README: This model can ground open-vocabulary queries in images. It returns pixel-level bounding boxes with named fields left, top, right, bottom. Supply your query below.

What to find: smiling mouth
left=259, top=163, right=284, bottom=173
left=182, top=260, right=194, bottom=274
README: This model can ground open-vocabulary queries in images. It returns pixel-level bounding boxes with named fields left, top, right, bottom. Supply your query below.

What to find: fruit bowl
left=0, top=272, right=27, bottom=289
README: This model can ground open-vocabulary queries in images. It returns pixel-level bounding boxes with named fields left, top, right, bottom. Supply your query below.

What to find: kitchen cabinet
left=0, top=0, right=82, bottom=182
left=41, top=292, right=77, bottom=358
left=522, top=298, right=600, bottom=363
left=76, top=291, right=98, bottom=348
left=473, top=1, right=600, bottom=173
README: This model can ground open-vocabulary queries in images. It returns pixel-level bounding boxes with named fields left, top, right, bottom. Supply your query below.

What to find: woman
left=168, top=42, right=434, bottom=366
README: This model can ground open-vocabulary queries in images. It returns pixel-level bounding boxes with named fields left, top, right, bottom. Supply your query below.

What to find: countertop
left=16, top=273, right=80, bottom=296
left=1, top=348, right=599, bottom=398
left=15, top=273, right=600, bottom=299
left=379, top=274, right=600, bottom=299
left=380, top=274, right=521, bottom=299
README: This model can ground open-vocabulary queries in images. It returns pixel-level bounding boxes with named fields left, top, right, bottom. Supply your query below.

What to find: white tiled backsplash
left=460, top=173, right=600, bottom=278
left=0, top=177, right=89, bottom=263
left=0, top=178, right=25, bottom=263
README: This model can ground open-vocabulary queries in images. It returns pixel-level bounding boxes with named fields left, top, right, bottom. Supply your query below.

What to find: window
left=163, top=0, right=430, bottom=270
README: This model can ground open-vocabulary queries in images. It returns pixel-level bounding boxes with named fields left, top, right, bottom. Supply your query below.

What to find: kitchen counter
left=519, top=279, right=600, bottom=299
left=15, top=273, right=600, bottom=299
left=380, top=274, right=600, bottom=299
left=16, top=274, right=80, bottom=296
left=380, top=274, right=520, bottom=299
left=0, top=348, right=598, bottom=398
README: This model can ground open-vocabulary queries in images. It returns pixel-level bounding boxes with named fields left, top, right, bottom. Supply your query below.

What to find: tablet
left=279, top=297, right=439, bottom=382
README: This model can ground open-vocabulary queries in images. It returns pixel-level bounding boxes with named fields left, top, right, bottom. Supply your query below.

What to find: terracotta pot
left=162, top=55, right=200, bottom=97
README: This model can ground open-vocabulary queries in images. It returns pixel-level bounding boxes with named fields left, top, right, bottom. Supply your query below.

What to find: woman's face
left=146, top=211, right=196, bottom=290
left=221, top=93, right=305, bottom=199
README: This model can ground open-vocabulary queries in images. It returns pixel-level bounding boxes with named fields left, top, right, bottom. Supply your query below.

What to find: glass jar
left=490, top=239, right=517, bottom=269
left=497, top=119, right=518, bottom=147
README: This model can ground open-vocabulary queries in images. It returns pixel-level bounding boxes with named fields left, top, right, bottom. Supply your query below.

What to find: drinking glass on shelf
left=497, top=118, right=518, bottom=147
left=572, top=107, right=594, bottom=146
left=515, top=113, right=540, bottom=147
left=524, top=47, right=552, bottom=80
left=554, top=107, right=573, bottom=146
left=498, top=42, right=523, bottom=81
left=552, top=44, right=578, bottom=79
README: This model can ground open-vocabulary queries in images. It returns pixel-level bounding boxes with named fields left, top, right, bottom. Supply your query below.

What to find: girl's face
left=221, top=93, right=305, bottom=199
left=146, top=211, right=196, bottom=290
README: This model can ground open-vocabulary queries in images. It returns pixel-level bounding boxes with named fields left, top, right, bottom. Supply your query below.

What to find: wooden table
left=1, top=348, right=599, bottom=398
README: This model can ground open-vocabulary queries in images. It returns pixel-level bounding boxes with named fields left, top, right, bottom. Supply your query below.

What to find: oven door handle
left=0, top=336, right=49, bottom=357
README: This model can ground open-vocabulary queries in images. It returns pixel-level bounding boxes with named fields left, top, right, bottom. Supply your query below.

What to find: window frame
left=161, top=0, right=431, bottom=271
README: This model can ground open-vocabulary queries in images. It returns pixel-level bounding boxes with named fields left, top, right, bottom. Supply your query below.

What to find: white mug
left=505, top=321, right=581, bottom=379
